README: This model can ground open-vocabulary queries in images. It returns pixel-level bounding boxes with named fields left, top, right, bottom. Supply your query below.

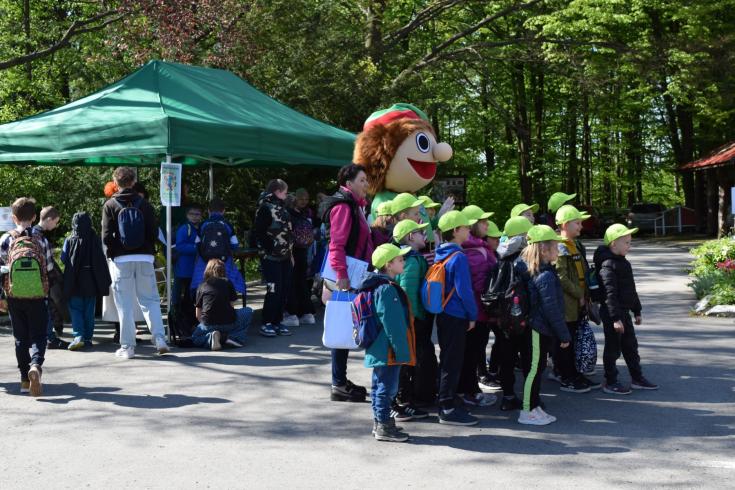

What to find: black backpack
left=198, top=220, right=231, bottom=261
left=115, top=196, right=145, bottom=250
left=482, top=256, right=530, bottom=337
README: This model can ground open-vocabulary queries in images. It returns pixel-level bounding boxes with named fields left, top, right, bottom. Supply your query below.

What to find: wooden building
left=680, top=142, right=735, bottom=236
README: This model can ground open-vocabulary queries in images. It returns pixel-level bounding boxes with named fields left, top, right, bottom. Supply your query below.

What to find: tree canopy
left=1, top=0, right=734, bottom=236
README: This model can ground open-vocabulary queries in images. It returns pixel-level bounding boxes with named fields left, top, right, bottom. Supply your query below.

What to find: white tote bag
left=322, top=291, right=359, bottom=350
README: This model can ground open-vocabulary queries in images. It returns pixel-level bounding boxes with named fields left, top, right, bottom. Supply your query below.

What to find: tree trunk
left=23, top=0, right=32, bottom=81
left=365, top=0, right=385, bottom=63
left=480, top=69, right=495, bottom=173
left=582, top=92, right=592, bottom=205
left=566, top=96, right=578, bottom=196
left=511, top=62, right=533, bottom=202
left=532, top=65, right=545, bottom=203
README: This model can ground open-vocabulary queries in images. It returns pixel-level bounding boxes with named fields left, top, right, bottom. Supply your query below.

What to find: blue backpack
left=116, top=196, right=145, bottom=250
left=351, top=279, right=392, bottom=349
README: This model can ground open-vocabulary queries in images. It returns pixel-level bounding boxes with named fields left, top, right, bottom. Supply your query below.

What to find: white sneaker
left=115, top=345, right=135, bottom=359
left=518, top=408, right=554, bottom=426
left=153, top=336, right=170, bottom=355
left=210, top=331, right=222, bottom=351
left=299, top=313, right=316, bottom=325
left=281, top=314, right=299, bottom=327
left=535, top=406, right=557, bottom=423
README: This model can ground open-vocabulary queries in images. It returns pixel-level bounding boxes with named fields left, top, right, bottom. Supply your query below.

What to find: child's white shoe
left=518, top=407, right=554, bottom=425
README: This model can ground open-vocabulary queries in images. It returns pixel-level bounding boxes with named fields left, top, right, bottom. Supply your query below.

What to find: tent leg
left=166, top=154, right=173, bottom=343
left=209, top=163, right=214, bottom=200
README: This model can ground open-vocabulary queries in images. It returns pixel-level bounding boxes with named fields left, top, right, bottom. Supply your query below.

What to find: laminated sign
left=160, top=162, right=182, bottom=207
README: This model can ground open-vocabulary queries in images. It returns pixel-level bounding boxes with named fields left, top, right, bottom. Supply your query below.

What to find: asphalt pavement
left=0, top=239, right=733, bottom=489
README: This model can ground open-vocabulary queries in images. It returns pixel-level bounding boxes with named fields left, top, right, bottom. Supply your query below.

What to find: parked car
left=627, top=203, right=665, bottom=232
left=576, top=204, right=603, bottom=237
left=599, top=207, right=629, bottom=231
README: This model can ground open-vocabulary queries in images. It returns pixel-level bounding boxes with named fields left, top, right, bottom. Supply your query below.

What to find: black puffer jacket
left=593, top=245, right=642, bottom=321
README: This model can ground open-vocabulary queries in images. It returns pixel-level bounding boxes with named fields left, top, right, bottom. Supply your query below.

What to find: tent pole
left=209, top=163, right=214, bottom=200
left=166, top=154, right=173, bottom=342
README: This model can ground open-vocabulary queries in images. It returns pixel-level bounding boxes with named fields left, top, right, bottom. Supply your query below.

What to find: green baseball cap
left=510, top=203, right=540, bottom=218
left=393, top=219, right=429, bottom=241
left=527, top=224, right=565, bottom=244
left=462, top=204, right=494, bottom=221
left=438, top=210, right=476, bottom=232
left=604, top=223, right=638, bottom=246
left=418, top=195, right=441, bottom=209
left=486, top=220, right=503, bottom=238
left=391, top=192, right=424, bottom=214
left=555, top=204, right=590, bottom=225
left=372, top=243, right=411, bottom=269
left=503, top=216, right=533, bottom=237
left=548, top=192, right=576, bottom=213
left=376, top=200, right=394, bottom=217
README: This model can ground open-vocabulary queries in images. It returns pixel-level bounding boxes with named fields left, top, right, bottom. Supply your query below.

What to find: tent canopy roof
left=0, top=60, right=355, bottom=167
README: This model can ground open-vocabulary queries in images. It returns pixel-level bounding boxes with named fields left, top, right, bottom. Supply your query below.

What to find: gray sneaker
left=374, top=422, right=409, bottom=442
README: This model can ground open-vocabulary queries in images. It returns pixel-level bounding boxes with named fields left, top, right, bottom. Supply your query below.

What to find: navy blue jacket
left=520, top=261, right=571, bottom=342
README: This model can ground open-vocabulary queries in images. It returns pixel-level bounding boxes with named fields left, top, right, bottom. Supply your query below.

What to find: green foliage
left=688, top=237, right=735, bottom=305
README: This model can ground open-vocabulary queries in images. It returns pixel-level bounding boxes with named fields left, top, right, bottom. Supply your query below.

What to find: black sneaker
left=47, top=337, right=69, bottom=350
left=345, top=379, right=367, bottom=396
left=579, top=375, right=602, bottom=390
left=479, top=375, right=502, bottom=390
left=631, top=377, right=659, bottom=390
left=374, top=421, right=409, bottom=442
left=438, top=407, right=479, bottom=426
left=391, top=403, right=429, bottom=421
left=560, top=378, right=591, bottom=393
left=331, top=382, right=366, bottom=402
left=603, top=382, right=632, bottom=395
left=500, top=396, right=522, bottom=411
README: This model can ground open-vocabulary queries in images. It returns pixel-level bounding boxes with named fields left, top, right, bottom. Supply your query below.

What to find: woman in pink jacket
left=319, top=164, right=374, bottom=402
left=457, top=205, right=499, bottom=407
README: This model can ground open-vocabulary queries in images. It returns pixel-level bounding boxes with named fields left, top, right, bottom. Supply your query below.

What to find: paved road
left=1, top=240, right=733, bottom=489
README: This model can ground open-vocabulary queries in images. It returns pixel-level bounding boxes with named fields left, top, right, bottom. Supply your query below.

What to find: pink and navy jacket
left=462, top=234, right=498, bottom=322
left=323, top=186, right=374, bottom=281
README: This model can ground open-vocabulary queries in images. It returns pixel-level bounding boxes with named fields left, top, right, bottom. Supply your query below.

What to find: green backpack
left=3, top=231, right=49, bottom=299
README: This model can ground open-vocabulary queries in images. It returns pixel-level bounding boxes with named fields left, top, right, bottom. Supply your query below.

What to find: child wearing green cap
left=371, top=200, right=395, bottom=247
left=393, top=220, right=437, bottom=414
left=457, top=205, right=499, bottom=407
left=593, top=224, right=658, bottom=394
left=551, top=205, right=598, bottom=393
left=479, top=220, right=504, bottom=389
left=391, top=192, right=424, bottom=224
left=510, top=203, right=539, bottom=224
left=517, top=225, right=571, bottom=425
left=432, top=210, right=479, bottom=426
left=364, top=243, right=416, bottom=442
left=493, top=216, right=533, bottom=411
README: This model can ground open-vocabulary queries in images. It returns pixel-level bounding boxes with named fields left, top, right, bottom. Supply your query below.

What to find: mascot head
left=353, top=103, right=453, bottom=195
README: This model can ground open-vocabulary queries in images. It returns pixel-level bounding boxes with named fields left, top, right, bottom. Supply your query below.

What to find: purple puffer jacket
left=462, top=235, right=498, bottom=322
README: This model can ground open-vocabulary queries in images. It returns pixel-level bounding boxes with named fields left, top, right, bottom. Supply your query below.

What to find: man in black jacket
left=102, top=167, right=169, bottom=359
left=594, top=224, right=658, bottom=394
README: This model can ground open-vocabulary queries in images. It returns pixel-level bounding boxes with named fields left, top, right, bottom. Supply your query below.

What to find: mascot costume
left=353, top=103, right=454, bottom=237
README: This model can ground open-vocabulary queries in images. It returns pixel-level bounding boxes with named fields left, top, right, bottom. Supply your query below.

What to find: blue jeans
left=68, top=296, right=96, bottom=341
left=191, top=308, right=252, bottom=349
left=371, top=365, right=401, bottom=423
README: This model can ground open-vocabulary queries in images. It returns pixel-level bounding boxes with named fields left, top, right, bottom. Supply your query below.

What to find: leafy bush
left=689, top=237, right=735, bottom=305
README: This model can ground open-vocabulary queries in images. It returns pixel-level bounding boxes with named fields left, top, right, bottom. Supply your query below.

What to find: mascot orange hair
left=353, top=103, right=453, bottom=235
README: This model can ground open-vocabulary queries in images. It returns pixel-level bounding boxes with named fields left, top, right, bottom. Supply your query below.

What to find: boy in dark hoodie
left=61, top=212, right=112, bottom=350
left=431, top=210, right=479, bottom=426
left=364, top=243, right=415, bottom=442
left=594, top=224, right=658, bottom=394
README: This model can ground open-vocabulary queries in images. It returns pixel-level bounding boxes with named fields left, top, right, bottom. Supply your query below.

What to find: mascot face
left=354, top=107, right=453, bottom=196
left=385, top=129, right=453, bottom=193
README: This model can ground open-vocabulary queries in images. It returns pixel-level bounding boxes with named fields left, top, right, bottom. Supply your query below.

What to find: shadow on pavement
left=410, top=433, right=630, bottom=455
left=2, top=383, right=233, bottom=409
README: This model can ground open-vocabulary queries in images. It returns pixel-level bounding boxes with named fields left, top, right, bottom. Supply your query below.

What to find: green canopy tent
left=0, top=60, right=356, bottom=338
